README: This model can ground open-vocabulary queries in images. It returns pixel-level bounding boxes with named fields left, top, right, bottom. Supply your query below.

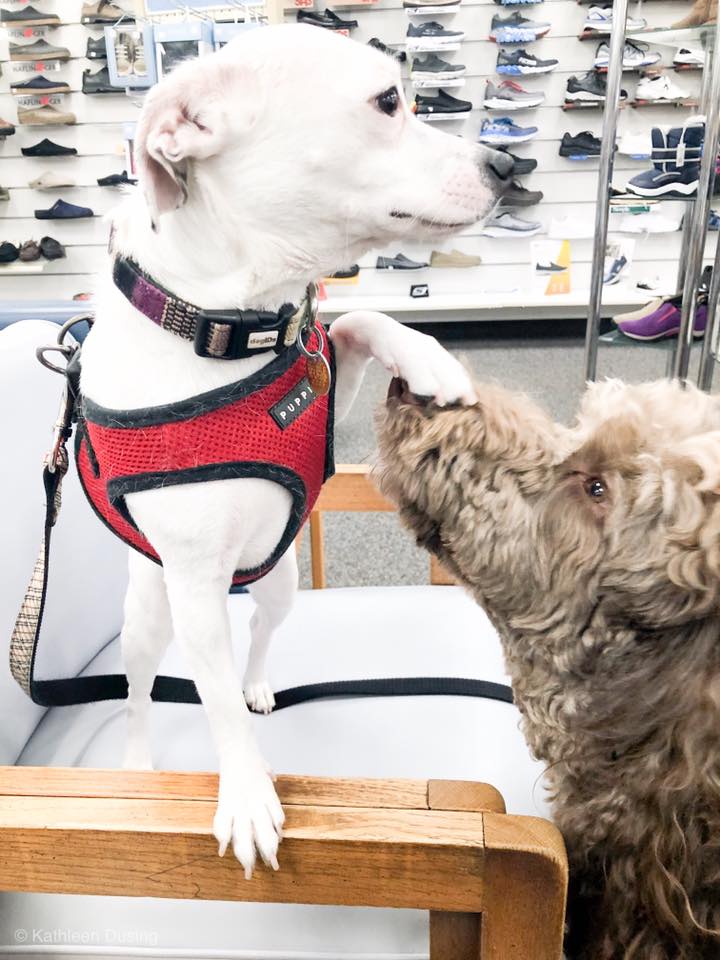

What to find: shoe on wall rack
left=583, top=2, right=720, bottom=389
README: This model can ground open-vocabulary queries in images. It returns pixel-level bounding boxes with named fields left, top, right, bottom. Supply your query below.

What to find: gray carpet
left=297, top=319, right=706, bottom=588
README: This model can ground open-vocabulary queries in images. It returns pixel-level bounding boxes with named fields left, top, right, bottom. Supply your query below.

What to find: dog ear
left=134, top=56, right=254, bottom=225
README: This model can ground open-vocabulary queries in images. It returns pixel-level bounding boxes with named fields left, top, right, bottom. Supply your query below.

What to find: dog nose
left=487, top=150, right=515, bottom=183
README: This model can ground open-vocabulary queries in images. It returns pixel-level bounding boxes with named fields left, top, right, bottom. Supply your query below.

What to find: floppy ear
left=134, top=56, right=254, bottom=225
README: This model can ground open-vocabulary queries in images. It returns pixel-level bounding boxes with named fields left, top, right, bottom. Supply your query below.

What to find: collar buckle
left=194, top=304, right=297, bottom=360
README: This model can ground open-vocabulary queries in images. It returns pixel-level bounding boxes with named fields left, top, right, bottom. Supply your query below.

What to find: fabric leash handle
left=11, top=444, right=515, bottom=711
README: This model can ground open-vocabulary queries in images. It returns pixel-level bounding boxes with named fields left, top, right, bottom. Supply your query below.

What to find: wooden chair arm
left=304, top=465, right=455, bottom=587
left=0, top=768, right=566, bottom=959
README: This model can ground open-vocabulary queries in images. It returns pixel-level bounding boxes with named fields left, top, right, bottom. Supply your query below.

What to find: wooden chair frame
left=0, top=466, right=567, bottom=959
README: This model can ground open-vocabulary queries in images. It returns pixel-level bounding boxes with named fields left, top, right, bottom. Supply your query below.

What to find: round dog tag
left=307, top=355, right=331, bottom=396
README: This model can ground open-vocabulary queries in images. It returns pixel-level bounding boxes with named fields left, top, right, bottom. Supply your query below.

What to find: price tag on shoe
left=12, top=60, right=61, bottom=72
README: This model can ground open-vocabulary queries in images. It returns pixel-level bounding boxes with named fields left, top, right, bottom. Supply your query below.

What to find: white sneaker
left=595, top=40, right=661, bottom=69
left=132, top=31, right=147, bottom=76
left=548, top=216, right=594, bottom=239
left=28, top=170, right=77, bottom=190
left=635, top=74, right=688, bottom=102
left=481, top=212, right=542, bottom=237
left=617, top=131, right=652, bottom=158
left=614, top=212, right=682, bottom=233
left=674, top=45, right=705, bottom=66
left=114, top=33, right=133, bottom=77
left=584, top=6, right=646, bottom=33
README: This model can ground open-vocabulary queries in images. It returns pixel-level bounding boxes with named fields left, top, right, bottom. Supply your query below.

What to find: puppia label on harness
left=270, top=376, right=317, bottom=430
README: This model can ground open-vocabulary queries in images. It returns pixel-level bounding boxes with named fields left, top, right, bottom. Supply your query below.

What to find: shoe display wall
left=0, top=0, right=714, bottom=314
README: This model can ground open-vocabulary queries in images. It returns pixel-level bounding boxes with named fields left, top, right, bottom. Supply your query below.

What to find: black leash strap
left=11, top=323, right=514, bottom=713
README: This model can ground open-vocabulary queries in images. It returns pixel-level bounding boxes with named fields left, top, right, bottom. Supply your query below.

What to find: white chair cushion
left=0, top=321, right=128, bottom=764
left=4, top=585, right=551, bottom=959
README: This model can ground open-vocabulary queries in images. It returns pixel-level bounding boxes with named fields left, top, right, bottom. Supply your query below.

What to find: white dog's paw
left=390, top=331, right=475, bottom=407
left=244, top=678, right=276, bottom=715
left=214, top=763, right=284, bottom=878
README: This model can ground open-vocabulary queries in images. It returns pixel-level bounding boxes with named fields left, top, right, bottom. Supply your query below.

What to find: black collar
left=112, top=255, right=316, bottom=361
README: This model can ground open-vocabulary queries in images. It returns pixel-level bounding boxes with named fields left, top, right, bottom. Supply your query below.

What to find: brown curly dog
left=376, top=376, right=720, bottom=960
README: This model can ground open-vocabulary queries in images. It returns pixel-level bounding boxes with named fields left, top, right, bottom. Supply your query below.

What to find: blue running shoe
left=478, top=116, right=538, bottom=144
left=709, top=210, right=719, bottom=230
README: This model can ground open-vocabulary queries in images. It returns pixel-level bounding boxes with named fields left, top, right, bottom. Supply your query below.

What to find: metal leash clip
left=296, top=283, right=331, bottom=396
left=35, top=314, right=93, bottom=473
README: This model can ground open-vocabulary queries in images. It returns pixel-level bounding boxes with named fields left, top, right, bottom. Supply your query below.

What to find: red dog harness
left=76, top=259, right=335, bottom=587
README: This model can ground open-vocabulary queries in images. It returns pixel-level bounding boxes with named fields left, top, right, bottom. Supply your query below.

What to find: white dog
left=78, top=23, right=511, bottom=877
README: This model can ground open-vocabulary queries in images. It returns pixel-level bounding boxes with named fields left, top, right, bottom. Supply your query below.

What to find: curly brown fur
left=375, top=378, right=720, bottom=960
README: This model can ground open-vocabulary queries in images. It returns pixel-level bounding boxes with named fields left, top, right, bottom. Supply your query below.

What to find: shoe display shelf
left=404, top=5, right=459, bottom=15
left=0, top=262, right=45, bottom=276
left=562, top=99, right=629, bottom=110
left=412, top=78, right=466, bottom=88
left=584, top=15, right=720, bottom=388
left=630, top=95, right=700, bottom=106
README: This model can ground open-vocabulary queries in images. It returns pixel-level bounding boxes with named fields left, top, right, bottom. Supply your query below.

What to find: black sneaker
left=97, top=170, right=137, bottom=186
left=496, top=48, right=558, bottom=75
left=536, top=261, right=567, bottom=273
left=411, top=53, right=466, bottom=81
left=376, top=253, right=429, bottom=270
left=367, top=38, right=406, bottom=63
left=0, top=242, right=19, bottom=264
left=1, top=4, right=60, bottom=25
left=492, top=146, right=537, bottom=175
left=560, top=130, right=602, bottom=157
left=565, top=70, right=607, bottom=102
left=407, top=21, right=465, bottom=45
left=498, top=180, right=544, bottom=206
left=86, top=35, right=108, bottom=59
left=10, top=75, right=71, bottom=95
left=0, top=117, right=17, bottom=137
left=22, top=138, right=77, bottom=157
left=414, top=90, right=472, bottom=115
left=296, top=8, right=358, bottom=29
left=82, top=66, right=117, bottom=94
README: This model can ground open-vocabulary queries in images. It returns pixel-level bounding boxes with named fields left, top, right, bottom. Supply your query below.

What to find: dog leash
left=10, top=316, right=514, bottom=712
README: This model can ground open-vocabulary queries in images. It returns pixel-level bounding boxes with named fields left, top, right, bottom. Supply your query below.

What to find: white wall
left=0, top=0, right=716, bottom=313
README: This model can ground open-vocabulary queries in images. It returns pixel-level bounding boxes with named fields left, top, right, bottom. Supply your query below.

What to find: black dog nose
left=487, top=150, right=515, bottom=182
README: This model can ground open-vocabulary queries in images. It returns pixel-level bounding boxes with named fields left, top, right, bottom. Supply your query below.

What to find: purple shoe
left=618, top=298, right=706, bottom=340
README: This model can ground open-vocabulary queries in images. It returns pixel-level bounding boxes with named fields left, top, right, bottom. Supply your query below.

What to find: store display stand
left=584, top=14, right=720, bottom=387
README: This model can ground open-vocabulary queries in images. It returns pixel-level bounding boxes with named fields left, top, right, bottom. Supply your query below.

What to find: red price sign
left=35, top=62, right=45, bottom=71
left=23, top=27, right=32, bottom=36
left=293, top=0, right=313, bottom=8
left=40, top=95, right=49, bottom=105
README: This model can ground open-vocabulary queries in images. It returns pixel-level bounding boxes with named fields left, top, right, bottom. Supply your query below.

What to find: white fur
left=80, top=24, right=505, bottom=877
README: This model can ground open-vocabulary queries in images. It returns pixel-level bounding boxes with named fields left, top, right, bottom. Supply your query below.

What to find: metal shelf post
left=583, top=0, right=629, bottom=382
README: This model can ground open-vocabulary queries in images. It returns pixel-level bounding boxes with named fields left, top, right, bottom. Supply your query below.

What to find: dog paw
left=244, top=679, right=276, bottom=715
left=214, top=763, right=284, bottom=878
left=394, top=335, right=475, bottom=407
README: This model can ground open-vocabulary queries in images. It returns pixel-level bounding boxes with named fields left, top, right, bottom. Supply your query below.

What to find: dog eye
left=375, top=86, right=400, bottom=116
left=584, top=477, right=607, bottom=501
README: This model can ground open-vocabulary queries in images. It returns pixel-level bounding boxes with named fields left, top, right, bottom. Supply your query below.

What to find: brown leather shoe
left=17, top=105, right=77, bottom=126
left=19, top=240, right=41, bottom=262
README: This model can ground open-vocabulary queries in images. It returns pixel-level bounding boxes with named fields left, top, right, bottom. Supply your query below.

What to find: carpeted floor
left=297, top=318, right=706, bottom=588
